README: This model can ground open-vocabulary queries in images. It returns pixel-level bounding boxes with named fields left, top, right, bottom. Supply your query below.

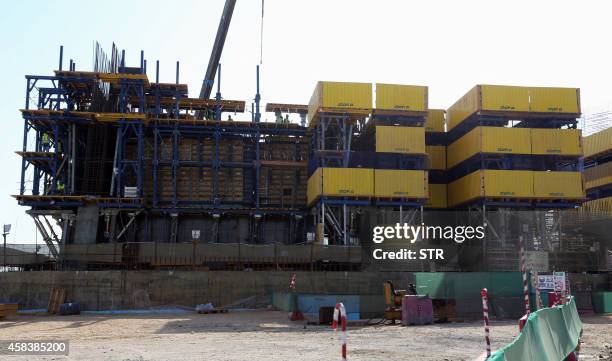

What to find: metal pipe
left=71, top=124, right=76, bottom=194
left=59, top=46, right=63, bottom=71
left=155, top=60, right=159, bottom=84
left=255, top=65, right=261, bottom=122
left=215, top=63, right=222, bottom=120
left=140, top=50, right=144, bottom=73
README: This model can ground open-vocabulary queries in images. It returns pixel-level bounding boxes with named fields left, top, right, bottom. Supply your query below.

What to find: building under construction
left=10, top=40, right=612, bottom=273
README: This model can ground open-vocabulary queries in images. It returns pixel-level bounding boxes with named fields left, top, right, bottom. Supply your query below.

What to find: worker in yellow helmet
left=57, top=180, right=65, bottom=193
left=42, top=132, right=51, bottom=151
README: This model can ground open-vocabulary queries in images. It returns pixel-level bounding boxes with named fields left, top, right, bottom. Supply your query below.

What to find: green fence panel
left=489, top=297, right=582, bottom=361
left=591, top=292, right=612, bottom=314
left=415, top=272, right=524, bottom=299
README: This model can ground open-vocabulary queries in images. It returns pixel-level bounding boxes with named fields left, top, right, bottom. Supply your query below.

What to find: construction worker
left=276, top=113, right=283, bottom=123
left=284, top=114, right=290, bottom=124
left=227, top=115, right=233, bottom=121
left=41, top=132, right=50, bottom=151
left=56, top=180, right=65, bottom=193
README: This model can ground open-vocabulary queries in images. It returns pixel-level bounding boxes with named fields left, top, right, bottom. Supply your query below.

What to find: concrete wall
left=0, top=271, right=413, bottom=313
left=1, top=271, right=608, bottom=318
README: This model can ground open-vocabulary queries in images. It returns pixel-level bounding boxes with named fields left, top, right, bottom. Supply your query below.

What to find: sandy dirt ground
left=0, top=311, right=610, bottom=361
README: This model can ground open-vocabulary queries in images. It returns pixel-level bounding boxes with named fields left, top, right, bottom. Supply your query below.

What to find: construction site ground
left=0, top=310, right=610, bottom=361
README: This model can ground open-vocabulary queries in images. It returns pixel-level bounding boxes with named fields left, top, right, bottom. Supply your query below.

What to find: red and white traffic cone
left=332, top=302, right=347, bottom=361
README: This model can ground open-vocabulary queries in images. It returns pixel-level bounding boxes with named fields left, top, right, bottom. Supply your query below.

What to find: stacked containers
left=445, top=85, right=584, bottom=207
left=306, top=81, right=374, bottom=205
left=424, top=109, right=447, bottom=209
left=306, top=82, right=430, bottom=205
left=582, top=127, right=612, bottom=211
left=372, top=84, right=428, bottom=203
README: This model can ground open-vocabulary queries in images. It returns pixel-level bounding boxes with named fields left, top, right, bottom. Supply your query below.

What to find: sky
left=0, top=0, right=611, bottom=243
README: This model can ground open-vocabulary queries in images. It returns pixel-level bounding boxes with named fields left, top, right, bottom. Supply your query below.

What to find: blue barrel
left=59, top=302, right=80, bottom=315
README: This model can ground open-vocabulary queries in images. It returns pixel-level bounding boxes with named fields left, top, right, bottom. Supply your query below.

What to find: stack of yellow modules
left=582, top=127, right=612, bottom=203
left=447, top=85, right=580, bottom=132
left=369, top=83, right=429, bottom=203
left=445, top=85, right=584, bottom=208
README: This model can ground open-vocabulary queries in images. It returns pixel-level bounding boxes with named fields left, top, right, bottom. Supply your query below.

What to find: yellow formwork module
left=446, top=127, right=531, bottom=168
left=533, top=171, right=584, bottom=199
left=481, top=85, right=530, bottom=113
left=584, top=162, right=612, bottom=190
left=582, top=196, right=612, bottom=214
left=583, top=127, right=612, bottom=161
left=375, top=126, right=425, bottom=154
left=528, top=87, right=580, bottom=114
left=426, top=145, right=446, bottom=170
left=425, top=184, right=447, bottom=208
left=425, top=109, right=445, bottom=133
left=374, top=169, right=428, bottom=199
left=531, top=129, right=582, bottom=156
left=448, top=170, right=534, bottom=207
left=306, top=167, right=374, bottom=205
left=375, top=83, right=428, bottom=113
left=447, top=85, right=530, bottom=131
left=446, top=85, right=580, bottom=131
left=307, top=81, right=372, bottom=125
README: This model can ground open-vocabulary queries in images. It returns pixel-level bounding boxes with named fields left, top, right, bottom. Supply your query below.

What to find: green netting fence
left=489, top=297, right=582, bottom=361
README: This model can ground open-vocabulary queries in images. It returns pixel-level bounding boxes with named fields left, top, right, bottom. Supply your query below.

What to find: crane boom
left=199, top=0, right=236, bottom=100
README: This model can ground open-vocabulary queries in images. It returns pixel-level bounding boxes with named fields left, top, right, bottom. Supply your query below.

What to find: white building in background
left=582, top=110, right=612, bottom=136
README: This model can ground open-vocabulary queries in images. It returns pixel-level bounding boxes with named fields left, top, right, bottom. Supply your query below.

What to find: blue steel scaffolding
left=15, top=45, right=309, bottom=253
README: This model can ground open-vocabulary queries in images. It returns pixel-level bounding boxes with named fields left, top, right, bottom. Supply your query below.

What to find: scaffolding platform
left=134, top=97, right=245, bottom=112
left=54, top=70, right=151, bottom=87
left=265, top=103, right=308, bottom=114
left=454, top=197, right=582, bottom=209
left=308, top=108, right=371, bottom=129
left=21, top=109, right=147, bottom=124
left=15, top=151, right=61, bottom=169
left=13, top=195, right=143, bottom=207
left=373, top=197, right=426, bottom=207
left=370, top=109, right=427, bottom=126
left=447, top=113, right=579, bottom=143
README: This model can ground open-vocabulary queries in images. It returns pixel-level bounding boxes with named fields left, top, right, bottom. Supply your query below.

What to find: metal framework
left=16, top=45, right=309, bottom=249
